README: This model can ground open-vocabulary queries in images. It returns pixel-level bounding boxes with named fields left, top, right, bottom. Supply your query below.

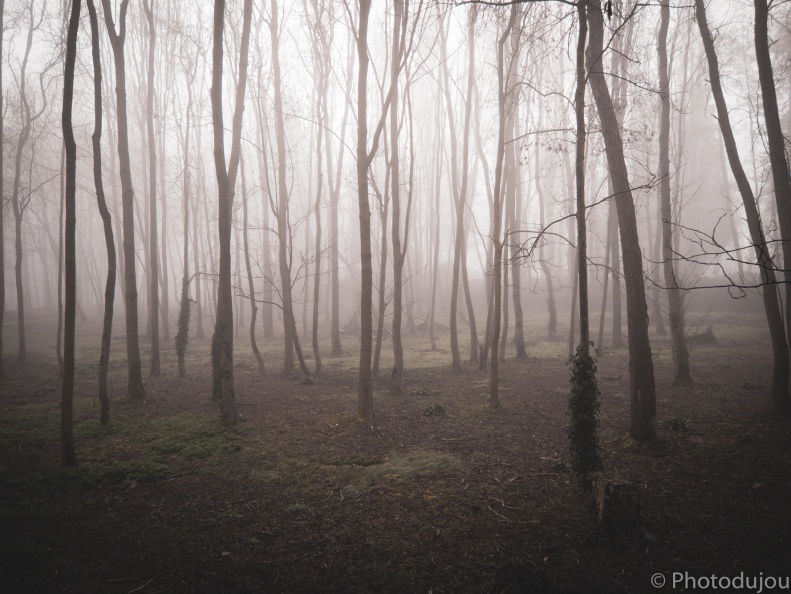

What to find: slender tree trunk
left=56, top=148, right=64, bottom=377
left=755, top=0, right=791, bottom=360
left=390, top=0, right=405, bottom=393
left=658, top=3, right=691, bottom=383
left=101, top=0, right=146, bottom=402
left=0, top=0, right=5, bottom=381
left=269, top=0, right=300, bottom=375
left=596, top=210, right=610, bottom=353
left=569, top=0, right=602, bottom=483
left=191, top=118, right=204, bottom=340
left=175, top=66, right=195, bottom=377
left=11, top=1, right=41, bottom=365
left=372, top=167, right=390, bottom=378
left=510, top=118, right=527, bottom=360
left=489, top=6, right=518, bottom=410
left=210, top=0, right=253, bottom=423
left=439, top=5, right=480, bottom=371
left=87, top=0, right=116, bottom=424
left=587, top=0, right=656, bottom=440
left=253, top=96, right=274, bottom=338
left=158, top=104, right=170, bottom=342
left=696, top=0, right=789, bottom=411
left=428, top=91, right=442, bottom=352
left=567, top=253, right=578, bottom=360
left=61, top=0, right=80, bottom=467
left=143, top=0, right=160, bottom=377
left=535, top=129, right=557, bottom=339
left=357, top=0, right=375, bottom=421
left=241, top=154, right=264, bottom=377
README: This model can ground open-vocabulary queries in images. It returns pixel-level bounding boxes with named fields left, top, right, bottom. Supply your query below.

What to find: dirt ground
left=1, top=311, right=790, bottom=593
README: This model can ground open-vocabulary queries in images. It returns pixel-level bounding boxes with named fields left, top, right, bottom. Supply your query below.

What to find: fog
left=1, top=0, right=786, bottom=408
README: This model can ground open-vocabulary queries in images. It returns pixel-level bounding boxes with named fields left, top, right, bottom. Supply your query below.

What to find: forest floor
left=1, top=311, right=790, bottom=593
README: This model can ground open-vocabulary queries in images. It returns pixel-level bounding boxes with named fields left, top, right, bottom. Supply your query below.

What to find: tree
left=569, top=0, right=602, bottom=485
left=61, top=0, right=80, bottom=467
left=439, top=5, right=481, bottom=371
left=210, top=0, right=253, bottom=423
left=351, top=0, right=402, bottom=420
left=269, top=0, right=311, bottom=378
left=175, top=48, right=197, bottom=378
left=695, top=0, right=790, bottom=411
left=389, top=0, right=406, bottom=392
left=87, top=0, right=116, bottom=424
left=586, top=0, right=656, bottom=441
left=240, top=153, right=265, bottom=377
left=755, top=0, right=791, bottom=365
left=489, top=4, right=519, bottom=409
left=356, top=0, right=375, bottom=421
left=10, top=0, right=51, bottom=364
left=142, top=0, right=160, bottom=377
left=0, top=0, right=6, bottom=381
left=658, top=2, right=691, bottom=383
left=101, top=0, right=147, bottom=403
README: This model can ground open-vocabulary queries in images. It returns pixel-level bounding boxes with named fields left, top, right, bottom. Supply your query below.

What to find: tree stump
left=593, top=479, right=641, bottom=537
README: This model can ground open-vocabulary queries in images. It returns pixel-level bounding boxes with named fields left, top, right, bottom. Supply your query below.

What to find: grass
left=0, top=394, right=246, bottom=519
left=364, top=449, right=462, bottom=479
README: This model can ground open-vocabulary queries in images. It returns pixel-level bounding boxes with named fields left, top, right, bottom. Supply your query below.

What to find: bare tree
left=658, top=2, right=691, bottom=383
left=269, top=0, right=310, bottom=378
left=586, top=0, right=656, bottom=441
left=0, top=0, right=6, bottom=381
left=240, top=153, right=265, bottom=377
left=142, top=0, right=160, bottom=377
left=101, top=0, right=146, bottom=402
left=489, top=4, right=519, bottom=409
left=439, top=5, right=480, bottom=371
left=61, top=0, right=80, bottom=467
left=695, top=0, right=789, bottom=411
left=569, top=0, right=602, bottom=484
left=755, top=0, right=791, bottom=364
left=10, top=0, right=52, bottom=364
left=210, top=0, right=253, bottom=423
left=86, top=0, right=116, bottom=424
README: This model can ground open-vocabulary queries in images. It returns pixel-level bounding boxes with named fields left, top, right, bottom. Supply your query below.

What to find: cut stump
left=593, top=479, right=641, bottom=537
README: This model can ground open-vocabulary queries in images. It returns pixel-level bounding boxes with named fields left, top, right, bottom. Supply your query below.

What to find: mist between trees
left=2, top=0, right=790, bottom=468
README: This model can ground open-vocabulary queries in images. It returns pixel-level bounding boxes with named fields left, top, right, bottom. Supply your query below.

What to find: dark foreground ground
left=1, top=312, right=790, bottom=593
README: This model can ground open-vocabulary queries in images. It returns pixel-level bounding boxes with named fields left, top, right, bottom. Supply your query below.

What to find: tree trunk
left=56, top=147, right=64, bottom=377
left=210, top=0, right=253, bottom=423
left=175, top=63, right=195, bottom=377
left=241, top=154, right=264, bottom=377
left=269, top=0, right=299, bottom=375
left=390, top=0, right=405, bottom=393
left=88, top=0, right=116, bottom=425
left=372, top=166, right=390, bottom=378
left=143, top=0, right=160, bottom=377
left=489, top=6, right=518, bottom=410
left=570, top=0, right=602, bottom=484
left=535, top=130, right=557, bottom=340
left=327, top=30, right=353, bottom=357
left=658, top=3, right=691, bottom=383
left=440, top=5, right=480, bottom=371
left=101, top=0, right=146, bottom=403
left=253, top=94, right=274, bottom=338
left=357, top=0, right=375, bottom=421
left=755, top=0, right=791, bottom=363
left=11, top=1, right=41, bottom=365
left=61, top=0, right=80, bottom=467
left=587, top=0, right=656, bottom=441
left=0, top=0, right=5, bottom=381
left=695, top=0, right=790, bottom=411
left=510, top=120, right=527, bottom=360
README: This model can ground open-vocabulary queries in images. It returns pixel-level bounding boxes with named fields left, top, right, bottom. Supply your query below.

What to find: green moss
left=117, top=413, right=245, bottom=458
